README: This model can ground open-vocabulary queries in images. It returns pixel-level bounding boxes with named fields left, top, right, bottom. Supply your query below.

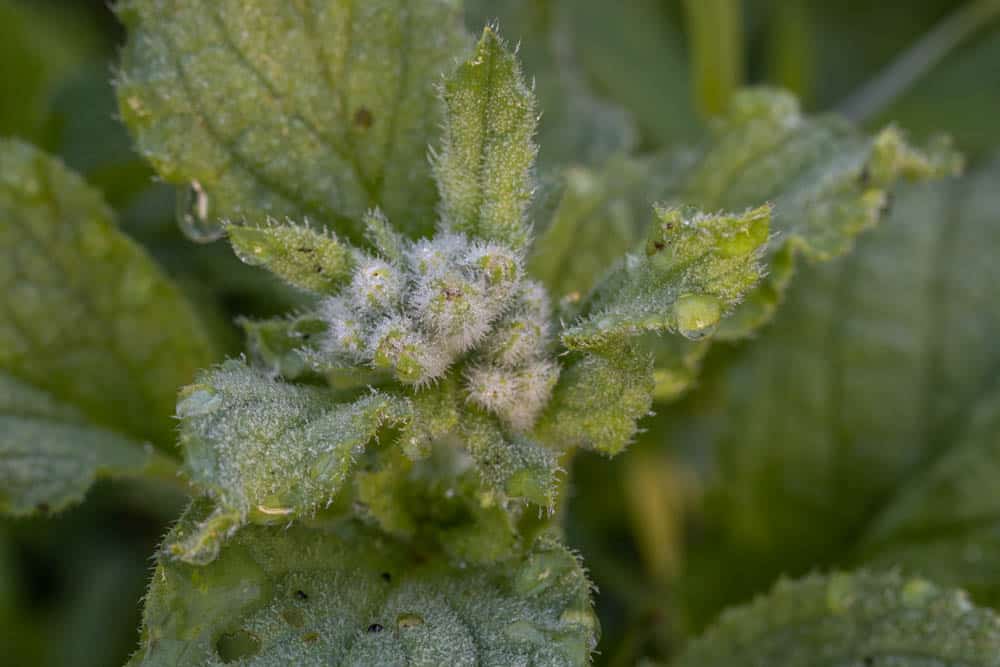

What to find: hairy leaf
left=434, top=27, right=537, bottom=251
left=465, top=0, right=637, bottom=167
left=645, top=89, right=961, bottom=401
left=682, top=89, right=960, bottom=340
left=173, top=360, right=409, bottom=562
left=228, top=222, right=355, bottom=294
left=661, top=159, right=1000, bottom=630
left=535, top=349, right=654, bottom=457
left=528, top=154, right=689, bottom=300
left=116, top=0, right=468, bottom=240
left=675, top=571, right=1000, bottom=665
left=562, top=204, right=770, bottom=352
left=132, top=502, right=597, bottom=666
left=0, top=139, right=213, bottom=448
left=354, top=444, right=522, bottom=566
left=0, top=372, right=174, bottom=516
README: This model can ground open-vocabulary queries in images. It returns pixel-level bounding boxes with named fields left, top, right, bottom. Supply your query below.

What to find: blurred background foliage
left=2, top=0, right=998, bottom=664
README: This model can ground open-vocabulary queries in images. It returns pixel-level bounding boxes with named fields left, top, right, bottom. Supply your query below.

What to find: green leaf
left=173, top=359, right=409, bottom=562
left=681, top=89, right=961, bottom=341
left=674, top=570, right=1000, bottom=665
left=527, top=154, right=688, bottom=300
left=239, top=314, right=328, bottom=381
left=0, top=139, right=214, bottom=448
left=132, top=502, right=597, bottom=666
left=434, top=26, right=537, bottom=251
left=460, top=411, right=560, bottom=509
left=227, top=222, right=355, bottom=294
left=857, top=383, right=1000, bottom=609
left=535, top=348, right=654, bottom=457
left=561, top=204, right=770, bottom=352
left=0, top=0, right=102, bottom=142
left=116, top=0, right=469, bottom=241
left=354, top=443, right=522, bottom=566
left=659, top=159, right=1000, bottom=630
left=464, top=0, right=637, bottom=167
left=0, top=372, right=176, bottom=516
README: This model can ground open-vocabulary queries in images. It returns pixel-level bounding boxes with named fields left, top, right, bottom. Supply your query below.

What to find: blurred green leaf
left=0, top=0, right=104, bottom=141
left=675, top=570, right=1000, bottom=665
left=661, top=158, right=1000, bottom=631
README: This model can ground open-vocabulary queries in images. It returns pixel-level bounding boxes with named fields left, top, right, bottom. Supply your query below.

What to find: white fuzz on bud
left=465, top=360, right=559, bottom=431
left=348, top=256, right=403, bottom=312
left=320, top=297, right=367, bottom=362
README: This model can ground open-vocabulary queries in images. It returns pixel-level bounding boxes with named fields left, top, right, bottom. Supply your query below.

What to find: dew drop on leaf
left=176, top=180, right=224, bottom=243
left=674, top=293, right=723, bottom=340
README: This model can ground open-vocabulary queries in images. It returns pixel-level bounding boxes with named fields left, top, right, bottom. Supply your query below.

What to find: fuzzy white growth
left=348, top=256, right=403, bottom=312
left=466, top=359, right=559, bottom=432
left=320, top=297, right=367, bottom=363
left=481, top=280, right=552, bottom=368
left=368, top=315, right=448, bottom=385
left=319, top=214, right=543, bottom=389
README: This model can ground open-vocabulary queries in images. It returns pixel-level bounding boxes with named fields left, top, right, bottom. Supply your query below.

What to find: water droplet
left=674, top=294, right=722, bottom=340
left=176, top=387, right=222, bottom=418
left=177, top=180, right=223, bottom=243
left=396, top=613, right=424, bottom=630
left=901, top=579, right=934, bottom=607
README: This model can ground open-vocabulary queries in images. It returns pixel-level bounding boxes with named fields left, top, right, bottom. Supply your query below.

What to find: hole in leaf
left=367, top=623, right=384, bottom=633
left=215, top=629, right=260, bottom=662
left=294, top=589, right=309, bottom=601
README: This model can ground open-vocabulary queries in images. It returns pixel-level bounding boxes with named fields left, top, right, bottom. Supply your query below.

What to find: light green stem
left=683, top=0, right=744, bottom=117
left=839, top=0, right=1000, bottom=122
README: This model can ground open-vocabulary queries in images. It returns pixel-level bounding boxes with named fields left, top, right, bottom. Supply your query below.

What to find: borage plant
left=3, top=0, right=1000, bottom=665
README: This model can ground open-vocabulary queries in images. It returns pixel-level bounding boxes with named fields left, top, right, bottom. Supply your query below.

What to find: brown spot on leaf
left=354, top=107, right=374, bottom=129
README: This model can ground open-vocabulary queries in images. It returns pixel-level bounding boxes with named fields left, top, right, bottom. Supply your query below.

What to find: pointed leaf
left=132, top=502, right=597, bottom=666
left=228, top=222, right=355, bottom=294
left=435, top=27, right=537, bottom=251
left=116, top=0, right=469, bottom=240
left=562, top=204, right=770, bottom=352
left=0, top=139, right=213, bottom=447
left=465, top=0, right=637, bottom=167
left=675, top=571, right=1000, bottom=665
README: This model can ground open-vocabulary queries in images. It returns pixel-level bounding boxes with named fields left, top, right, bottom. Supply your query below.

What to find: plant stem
left=683, top=0, right=745, bottom=117
left=838, top=0, right=1000, bottom=122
